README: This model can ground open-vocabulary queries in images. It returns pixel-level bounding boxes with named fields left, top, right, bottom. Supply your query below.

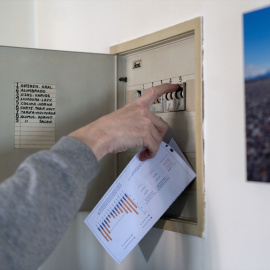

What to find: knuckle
left=146, top=87, right=155, bottom=96
left=146, top=87, right=156, bottom=99
left=136, top=106, right=150, bottom=118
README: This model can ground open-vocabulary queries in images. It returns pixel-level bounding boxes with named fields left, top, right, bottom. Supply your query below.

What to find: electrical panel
left=112, top=17, right=204, bottom=237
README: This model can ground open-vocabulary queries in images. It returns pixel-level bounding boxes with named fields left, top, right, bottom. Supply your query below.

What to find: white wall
left=0, top=0, right=37, bottom=48
left=2, top=0, right=270, bottom=269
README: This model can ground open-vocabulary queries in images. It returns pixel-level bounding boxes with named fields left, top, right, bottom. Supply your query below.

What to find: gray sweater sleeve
left=0, top=136, right=100, bottom=270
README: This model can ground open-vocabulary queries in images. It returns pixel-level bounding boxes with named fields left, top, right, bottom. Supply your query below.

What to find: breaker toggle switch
left=164, top=83, right=186, bottom=112
left=135, top=90, right=141, bottom=100
left=174, top=83, right=186, bottom=111
left=150, top=94, right=164, bottom=113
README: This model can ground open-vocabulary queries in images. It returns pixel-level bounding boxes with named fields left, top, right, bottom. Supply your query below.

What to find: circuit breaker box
left=0, top=17, right=203, bottom=237
left=112, top=17, right=203, bottom=236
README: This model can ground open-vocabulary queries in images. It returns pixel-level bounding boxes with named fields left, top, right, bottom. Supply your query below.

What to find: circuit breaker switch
left=150, top=93, right=163, bottom=113
left=135, top=90, right=141, bottom=99
left=164, top=82, right=186, bottom=112
left=165, top=92, right=173, bottom=101
left=174, top=82, right=186, bottom=111
left=175, top=86, right=183, bottom=99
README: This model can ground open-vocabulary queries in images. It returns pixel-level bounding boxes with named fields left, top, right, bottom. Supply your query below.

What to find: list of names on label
left=14, top=82, right=56, bottom=149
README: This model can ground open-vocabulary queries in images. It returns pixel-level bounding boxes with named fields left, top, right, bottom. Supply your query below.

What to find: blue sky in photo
left=244, top=6, right=270, bottom=79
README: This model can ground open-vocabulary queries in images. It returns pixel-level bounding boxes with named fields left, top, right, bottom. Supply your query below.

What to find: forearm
left=0, top=136, right=99, bottom=270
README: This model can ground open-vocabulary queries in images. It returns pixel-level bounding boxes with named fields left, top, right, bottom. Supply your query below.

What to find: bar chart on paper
left=84, top=141, right=196, bottom=263
left=97, top=193, right=146, bottom=243
left=90, top=184, right=154, bottom=252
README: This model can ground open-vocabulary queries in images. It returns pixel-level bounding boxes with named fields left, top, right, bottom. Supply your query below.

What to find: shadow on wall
left=139, top=226, right=165, bottom=262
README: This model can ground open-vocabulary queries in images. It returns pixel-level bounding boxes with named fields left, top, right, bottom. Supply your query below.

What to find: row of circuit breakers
left=135, top=82, right=186, bottom=113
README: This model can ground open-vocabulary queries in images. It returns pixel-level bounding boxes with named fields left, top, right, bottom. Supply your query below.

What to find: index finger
left=137, top=83, right=180, bottom=108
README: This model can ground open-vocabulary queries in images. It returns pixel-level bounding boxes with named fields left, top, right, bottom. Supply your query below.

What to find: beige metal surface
left=111, top=17, right=204, bottom=237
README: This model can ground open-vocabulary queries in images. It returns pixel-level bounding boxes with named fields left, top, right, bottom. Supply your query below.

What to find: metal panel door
left=0, top=46, right=116, bottom=210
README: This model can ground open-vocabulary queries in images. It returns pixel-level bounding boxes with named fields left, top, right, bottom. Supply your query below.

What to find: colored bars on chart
left=97, top=194, right=139, bottom=242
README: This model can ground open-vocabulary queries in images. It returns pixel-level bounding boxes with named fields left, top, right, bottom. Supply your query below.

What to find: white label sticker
left=14, top=82, right=56, bottom=149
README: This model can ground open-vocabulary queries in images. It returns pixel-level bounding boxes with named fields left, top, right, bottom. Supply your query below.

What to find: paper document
left=84, top=139, right=196, bottom=263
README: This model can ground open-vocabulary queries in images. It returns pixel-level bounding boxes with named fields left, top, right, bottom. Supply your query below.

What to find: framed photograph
left=243, top=6, right=270, bottom=182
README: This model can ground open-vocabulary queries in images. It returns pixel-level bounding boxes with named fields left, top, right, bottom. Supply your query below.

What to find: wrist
left=87, top=134, right=111, bottom=161
left=69, top=124, right=112, bottom=161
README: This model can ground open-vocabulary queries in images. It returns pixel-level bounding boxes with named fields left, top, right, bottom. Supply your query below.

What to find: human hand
left=69, top=83, right=179, bottom=161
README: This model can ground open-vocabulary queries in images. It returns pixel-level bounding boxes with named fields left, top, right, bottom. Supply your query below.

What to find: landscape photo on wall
left=243, top=6, right=270, bottom=182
